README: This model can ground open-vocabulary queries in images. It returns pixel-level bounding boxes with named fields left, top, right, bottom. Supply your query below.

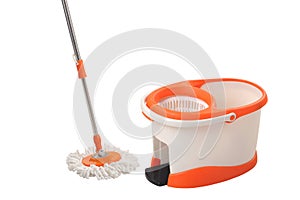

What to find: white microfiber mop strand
left=66, top=145, right=139, bottom=180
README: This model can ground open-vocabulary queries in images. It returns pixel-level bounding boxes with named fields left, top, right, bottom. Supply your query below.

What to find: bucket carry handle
left=141, top=97, right=236, bottom=128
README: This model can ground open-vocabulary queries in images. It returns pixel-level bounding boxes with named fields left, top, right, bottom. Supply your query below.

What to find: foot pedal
left=145, top=163, right=170, bottom=186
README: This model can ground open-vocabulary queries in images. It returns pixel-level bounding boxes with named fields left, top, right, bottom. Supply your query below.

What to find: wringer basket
left=158, top=96, right=209, bottom=113
left=141, top=78, right=267, bottom=188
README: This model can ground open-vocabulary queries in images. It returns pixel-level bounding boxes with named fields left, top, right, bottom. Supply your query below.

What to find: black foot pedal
left=145, top=163, right=170, bottom=186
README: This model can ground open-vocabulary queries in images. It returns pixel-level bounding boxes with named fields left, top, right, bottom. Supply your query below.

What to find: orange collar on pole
left=76, top=59, right=87, bottom=79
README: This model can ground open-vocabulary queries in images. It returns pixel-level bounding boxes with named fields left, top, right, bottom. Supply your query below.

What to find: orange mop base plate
left=82, top=151, right=121, bottom=167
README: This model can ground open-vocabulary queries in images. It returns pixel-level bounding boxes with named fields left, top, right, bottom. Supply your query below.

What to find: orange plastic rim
left=145, top=78, right=268, bottom=120
left=145, top=85, right=214, bottom=120
left=82, top=152, right=121, bottom=167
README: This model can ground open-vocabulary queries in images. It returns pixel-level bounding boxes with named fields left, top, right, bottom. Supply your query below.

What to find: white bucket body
left=152, top=110, right=261, bottom=173
left=142, top=79, right=267, bottom=175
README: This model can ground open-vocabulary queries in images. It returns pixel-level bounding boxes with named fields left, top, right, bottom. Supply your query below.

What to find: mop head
left=66, top=145, right=139, bottom=180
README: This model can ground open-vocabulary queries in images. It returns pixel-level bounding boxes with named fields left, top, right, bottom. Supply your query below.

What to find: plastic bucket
left=141, top=78, right=267, bottom=187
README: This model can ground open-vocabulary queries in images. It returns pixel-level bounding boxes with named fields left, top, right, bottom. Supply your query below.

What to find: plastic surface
left=191, top=78, right=268, bottom=119
left=76, top=59, right=87, bottom=78
left=142, top=98, right=236, bottom=127
left=145, top=85, right=214, bottom=120
left=159, top=96, right=208, bottom=112
left=142, top=78, right=267, bottom=187
left=93, top=134, right=102, bottom=152
left=82, top=151, right=121, bottom=167
left=167, top=152, right=257, bottom=188
left=151, top=157, right=161, bottom=167
left=144, top=78, right=267, bottom=120
left=145, top=163, right=170, bottom=186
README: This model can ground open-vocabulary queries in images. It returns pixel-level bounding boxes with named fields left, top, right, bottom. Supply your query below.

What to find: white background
left=0, top=0, right=299, bottom=199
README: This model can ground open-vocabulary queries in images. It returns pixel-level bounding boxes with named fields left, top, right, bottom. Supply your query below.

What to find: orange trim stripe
left=167, top=152, right=257, bottom=188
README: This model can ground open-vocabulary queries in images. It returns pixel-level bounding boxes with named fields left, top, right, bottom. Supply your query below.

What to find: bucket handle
left=141, top=97, right=236, bottom=128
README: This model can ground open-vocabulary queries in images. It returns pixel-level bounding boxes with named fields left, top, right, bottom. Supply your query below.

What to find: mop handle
left=61, top=0, right=81, bottom=61
left=61, top=0, right=102, bottom=152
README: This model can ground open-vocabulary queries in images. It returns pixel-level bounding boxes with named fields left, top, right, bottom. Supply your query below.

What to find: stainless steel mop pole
left=61, top=0, right=102, bottom=151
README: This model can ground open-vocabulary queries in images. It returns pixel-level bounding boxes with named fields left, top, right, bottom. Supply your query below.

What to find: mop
left=62, top=0, right=138, bottom=179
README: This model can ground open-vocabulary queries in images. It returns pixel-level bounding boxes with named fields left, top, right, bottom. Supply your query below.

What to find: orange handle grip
left=76, top=59, right=87, bottom=79
left=93, top=134, right=102, bottom=152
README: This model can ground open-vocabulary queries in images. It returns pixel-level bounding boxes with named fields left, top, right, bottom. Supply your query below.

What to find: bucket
left=141, top=78, right=267, bottom=187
